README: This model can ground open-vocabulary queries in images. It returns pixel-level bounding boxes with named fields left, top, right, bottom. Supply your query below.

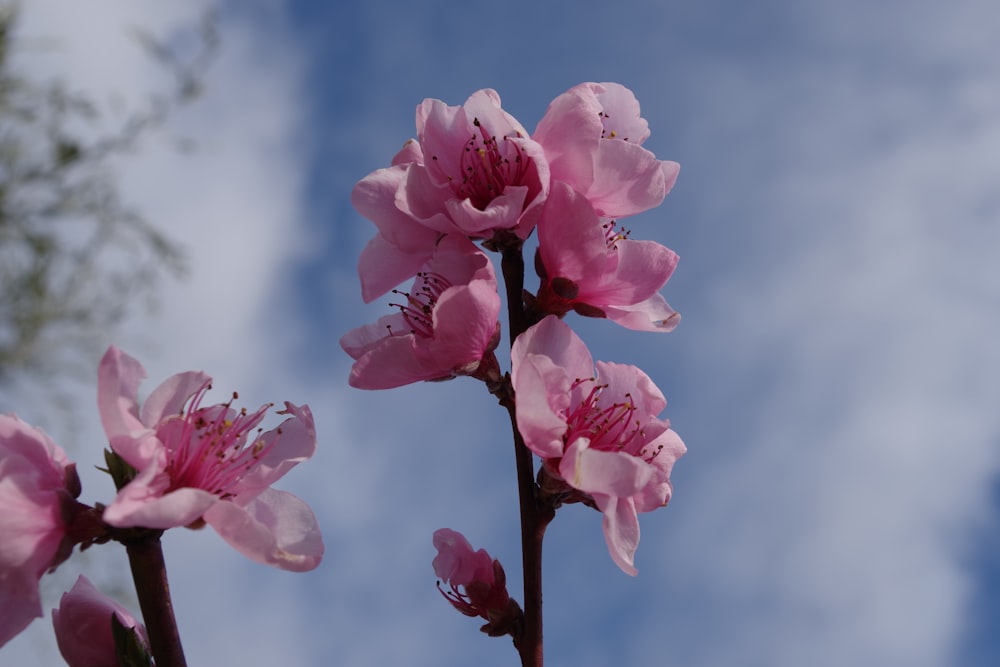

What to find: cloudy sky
left=4, top=0, right=1000, bottom=665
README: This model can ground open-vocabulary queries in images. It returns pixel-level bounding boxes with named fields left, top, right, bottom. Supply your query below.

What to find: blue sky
left=4, top=0, right=1000, bottom=665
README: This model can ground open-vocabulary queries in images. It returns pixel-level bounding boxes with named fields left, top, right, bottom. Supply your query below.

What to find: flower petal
left=103, top=477, right=217, bottom=530
left=597, top=494, right=641, bottom=576
left=205, top=488, right=323, bottom=572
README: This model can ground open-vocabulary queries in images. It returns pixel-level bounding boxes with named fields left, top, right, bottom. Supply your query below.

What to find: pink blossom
left=510, top=316, right=686, bottom=575
left=534, top=181, right=680, bottom=332
left=534, top=81, right=679, bottom=218
left=52, top=576, right=149, bottom=667
left=341, top=235, right=501, bottom=389
left=432, top=528, right=520, bottom=635
left=0, top=415, right=79, bottom=647
left=389, top=88, right=550, bottom=241
left=98, top=347, right=324, bottom=572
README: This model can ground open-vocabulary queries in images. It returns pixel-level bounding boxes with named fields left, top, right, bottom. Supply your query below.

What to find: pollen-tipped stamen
left=387, top=271, right=452, bottom=338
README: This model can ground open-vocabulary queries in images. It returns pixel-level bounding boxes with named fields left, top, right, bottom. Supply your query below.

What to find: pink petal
left=205, top=488, right=323, bottom=572
left=537, top=182, right=610, bottom=279
left=594, top=360, right=667, bottom=418
left=603, top=294, right=681, bottom=332
left=585, top=140, right=669, bottom=218
left=633, top=429, right=686, bottom=513
left=510, top=354, right=572, bottom=459
left=597, top=494, right=641, bottom=576
left=512, top=314, right=594, bottom=378
left=424, top=279, right=500, bottom=363
left=533, top=83, right=602, bottom=188
left=592, top=82, right=650, bottom=144
left=0, top=579, right=43, bottom=648
left=103, top=470, right=216, bottom=530
left=233, top=403, right=316, bottom=495
left=358, top=233, right=433, bottom=304
left=96, top=346, right=149, bottom=442
left=139, top=370, right=211, bottom=429
left=558, top=438, right=655, bottom=499
left=576, top=239, right=678, bottom=305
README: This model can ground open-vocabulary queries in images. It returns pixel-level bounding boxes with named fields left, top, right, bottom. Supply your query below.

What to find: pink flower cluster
left=0, top=347, right=324, bottom=650
left=342, top=82, right=682, bottom=390
left=344, top=81, right=686, bottom=615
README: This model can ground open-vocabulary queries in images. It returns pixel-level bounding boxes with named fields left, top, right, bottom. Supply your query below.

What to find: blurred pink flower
left=511, top=316, right=686, bottom=575
left=390, top=88, right=550, bottom=241
left=341, top=235, right=501, bottom=389
left=534, top=81, right=679, bottom=218
left=534, top=181, right=680, bottom=332
left=432, top=528, right=520, bottom=635
left=0, top=415, right=79, bottom=647
left=52, top=575, right=149, bottom=667
left=98, top=347, right=323, bottom=572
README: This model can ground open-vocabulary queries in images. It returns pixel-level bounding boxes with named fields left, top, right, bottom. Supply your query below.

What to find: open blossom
left=534, top=81, right=679, bottom=219
left=432, top=528, right=521, bottom=636
left=98, top=346, right=324, bottom=572
left=52, top=576, right=149, bottom=667
left=365, top=88, right=549, bottom=242
left=533, top=181, right=680, bottom=332
left=0, top=415, right=79, bottom=647
left=341, top=235, right=501, bottom=389
left=511, top=316, right=685, bottom=575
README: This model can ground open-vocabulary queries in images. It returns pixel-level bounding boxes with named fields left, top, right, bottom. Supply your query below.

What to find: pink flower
left=341, top=235, right=502, bottom=389
left=533, top=181, right=680, bottom=332
left=534, top=81, right=679, bottom=218
left=52, top=575, right=149, bottom=667
left=389, top=88, right=550, bottom=241
left=432, top=528, right=521, bottom=636
left=98, top=347, right=324, bottom=572
left=0, top=415, right=79, bottom=647
left=510, top=316, right=686, bottom=575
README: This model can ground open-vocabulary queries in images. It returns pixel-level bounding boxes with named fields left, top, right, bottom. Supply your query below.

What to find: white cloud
left=4, top=2, right=320, bottom=665
left=6, top=1, right=1000, bottom=666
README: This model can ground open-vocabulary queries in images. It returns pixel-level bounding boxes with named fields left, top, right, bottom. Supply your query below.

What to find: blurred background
left=2, top=1, right=999, bottom=665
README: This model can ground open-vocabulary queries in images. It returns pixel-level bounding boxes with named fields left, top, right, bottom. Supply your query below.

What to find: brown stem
left=124, top=534, right=187, bottom=667
left=498, top=242, right=553, bottom=667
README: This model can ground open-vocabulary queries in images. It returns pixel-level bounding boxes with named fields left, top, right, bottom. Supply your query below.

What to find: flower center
left=452, top=118, right=527, bottom=210
left=388, top=271, right=451, bottom=338
left=598, top=110, right=631, bottom=141
left=165, top=383, right=275, bottom=497
left=563, top=378, right=660, bottom=461
left=602, top=219, right=630, bottom=250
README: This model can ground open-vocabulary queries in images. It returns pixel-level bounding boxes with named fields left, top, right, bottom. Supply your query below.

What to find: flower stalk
left=498, top=241, right=554, bottom=667
left=124, top=533, right=187, bottom=667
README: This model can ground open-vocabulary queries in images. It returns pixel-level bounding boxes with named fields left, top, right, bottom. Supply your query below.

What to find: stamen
left=163, top=381, right=278, bottom=496
left=602, top=220, right=631, bottom=250
left=451, top=118, right=528, bottom=210
left=386, top=271, right=452, bottom=338
left=563, top=378, right=645, bottom=454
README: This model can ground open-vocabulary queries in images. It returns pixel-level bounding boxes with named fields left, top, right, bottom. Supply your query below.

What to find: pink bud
left=432, top=529, right=522, bottom=637
left=52, top=576, right=149, bottom=667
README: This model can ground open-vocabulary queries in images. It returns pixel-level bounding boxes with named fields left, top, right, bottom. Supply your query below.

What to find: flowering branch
left=342, top=81, right=685, bottom=667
